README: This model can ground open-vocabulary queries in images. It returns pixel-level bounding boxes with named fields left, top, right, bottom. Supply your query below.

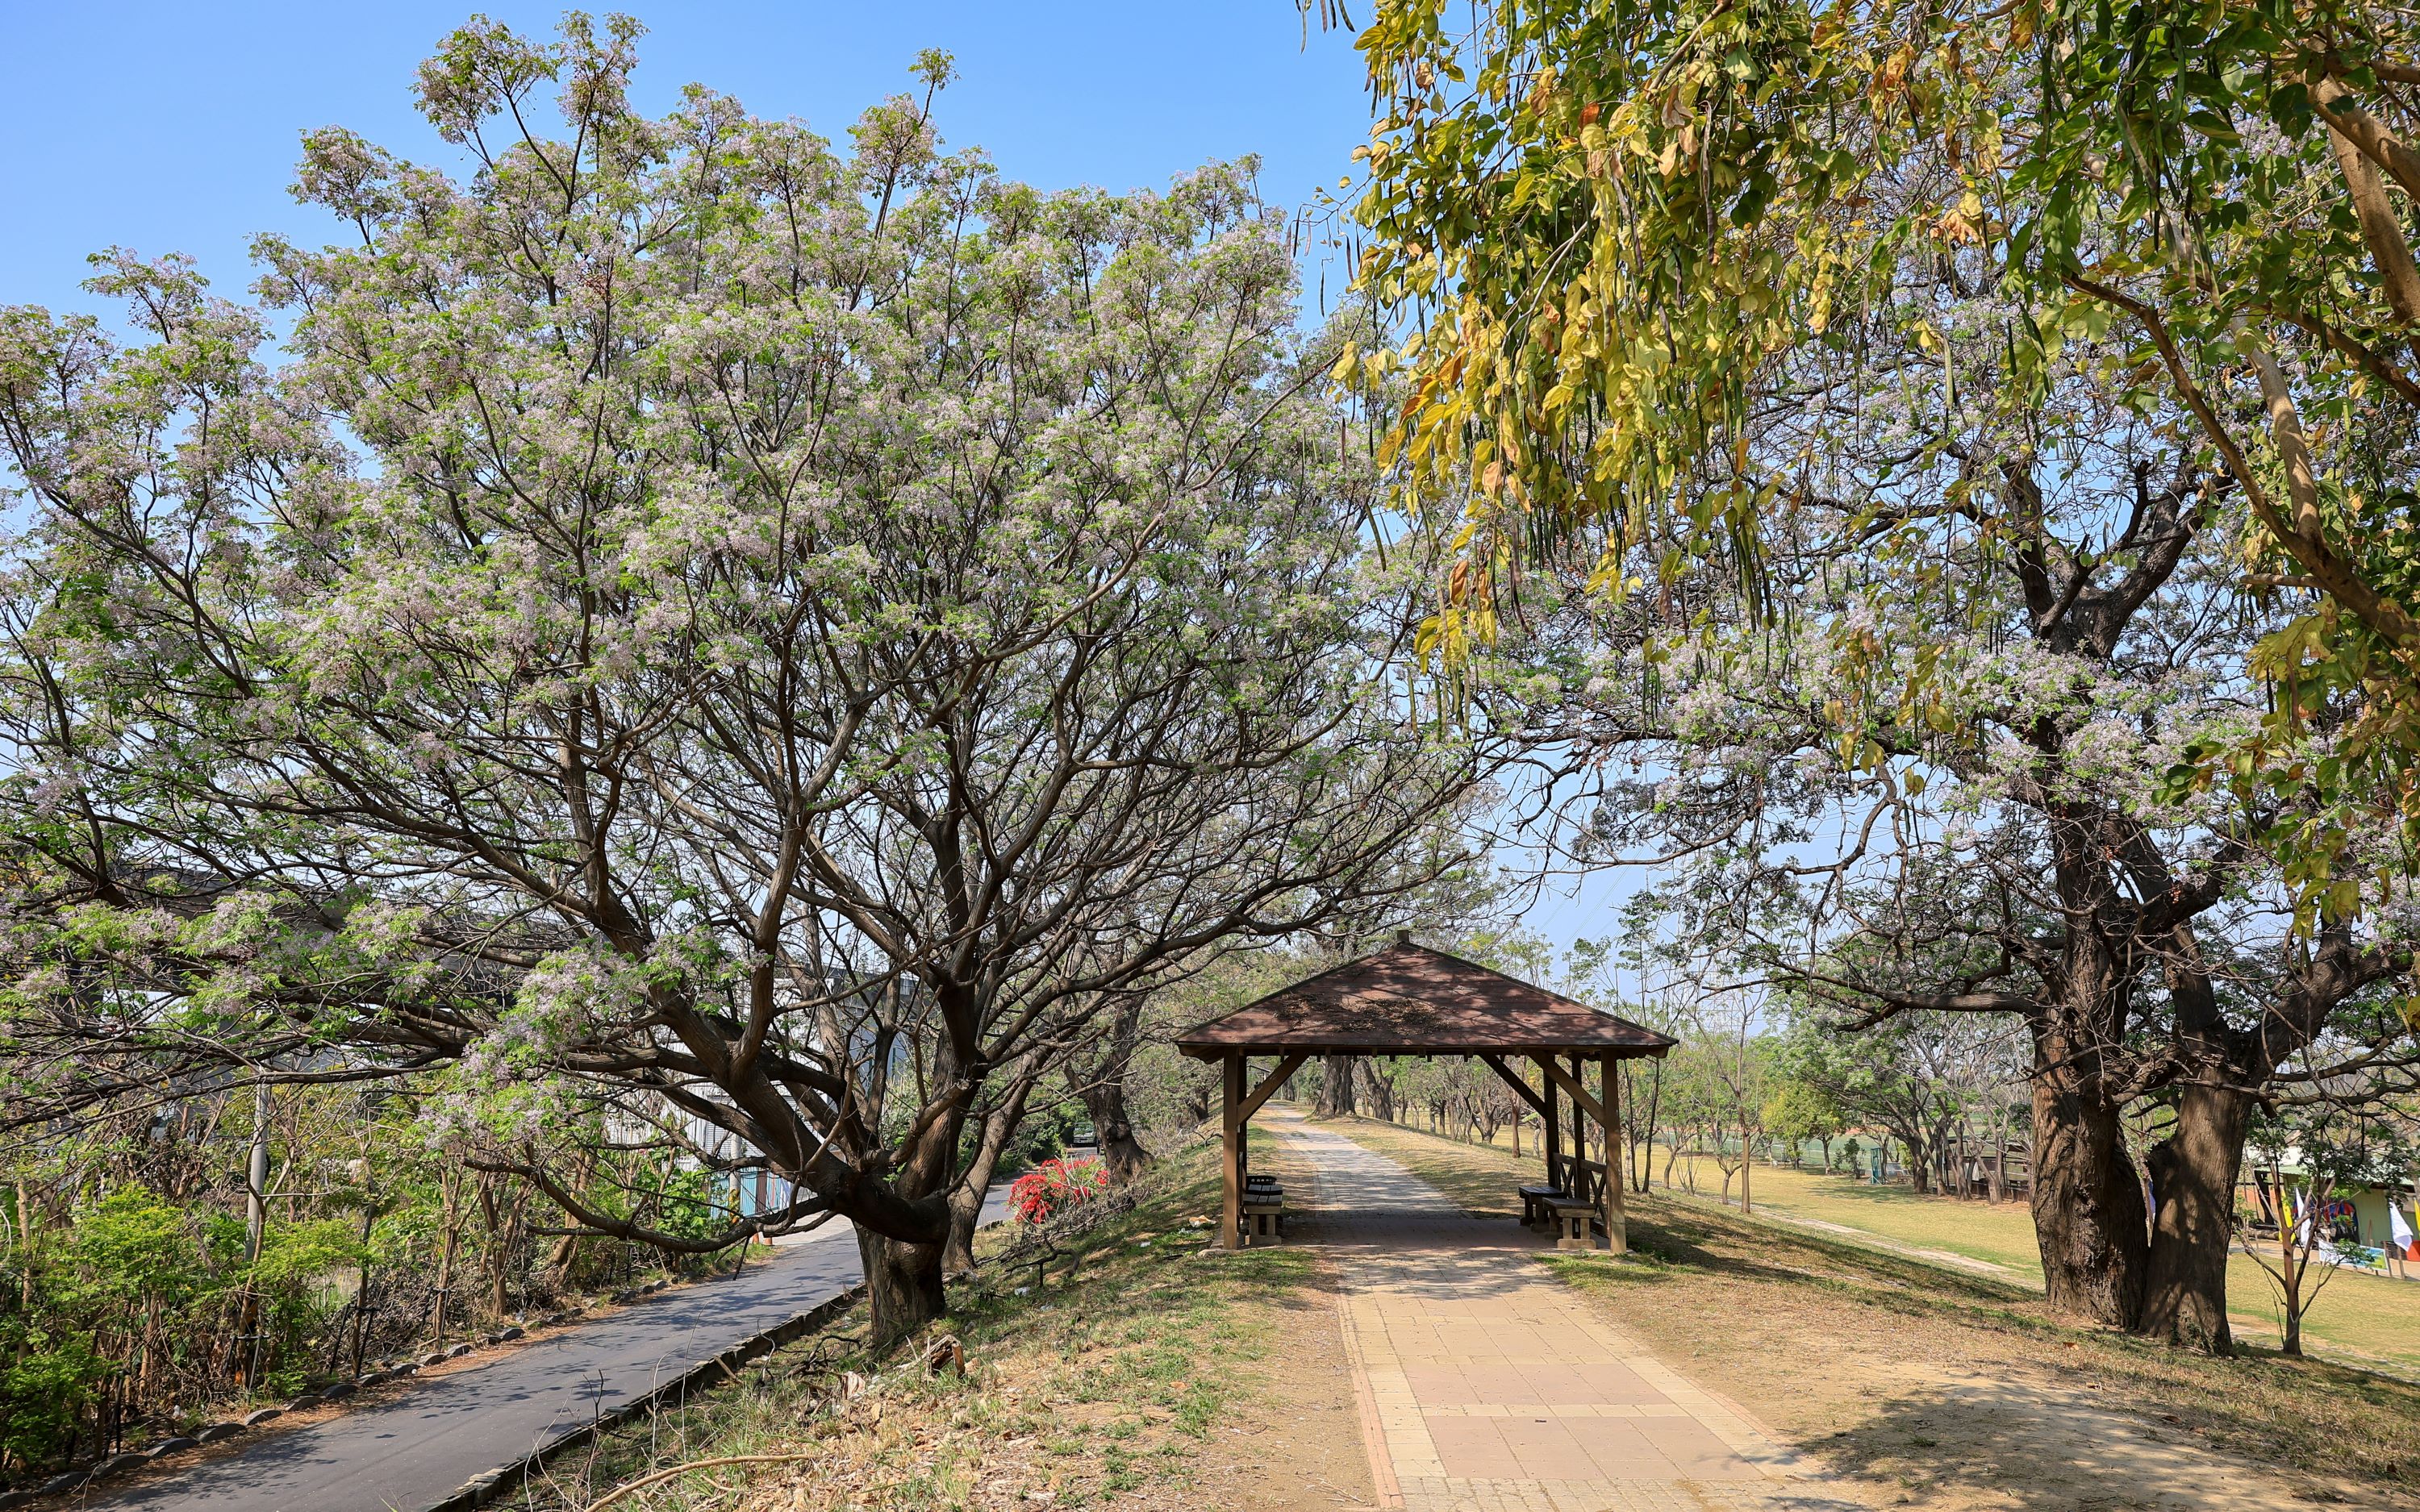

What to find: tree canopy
left=0, top=17, right=1480, bottom=1343
left=1345, top=0, right=2420, bottom=918
left=1329, top=0, right=2420, bottom=1350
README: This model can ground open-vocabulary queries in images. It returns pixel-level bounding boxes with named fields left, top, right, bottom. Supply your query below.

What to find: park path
left=1265, top=1109, right=1869, bottom=1512
left=89, top=1191, right=1003, bottom=1512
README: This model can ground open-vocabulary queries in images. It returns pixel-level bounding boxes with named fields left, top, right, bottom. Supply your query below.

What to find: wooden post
left=1569, top=1055, right=1590, bottom=1208
left=1542, top=1056, right=1562, bottom=1192
left=1601, top=1055, right=1626, bottom=1253
left=1220, top=1055, right=1245, bottom=1250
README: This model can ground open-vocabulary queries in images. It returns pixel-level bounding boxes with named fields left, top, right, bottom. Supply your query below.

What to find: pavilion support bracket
left=1477, top=1053, right=1550, bottom=1122
left=1532, top=1054, right=1609, bottom=1127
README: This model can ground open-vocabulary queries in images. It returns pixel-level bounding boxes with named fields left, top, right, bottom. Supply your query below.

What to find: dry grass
left=512, top=1136, right=1366, bottom=1512
left=1322, top=1114, right=2420, bottom=1502
left=1675, top=1154, right=2420, bottom=1373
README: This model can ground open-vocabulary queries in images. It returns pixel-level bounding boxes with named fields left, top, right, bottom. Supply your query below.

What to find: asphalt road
left=91, top=1196, right=1003, bottom=1512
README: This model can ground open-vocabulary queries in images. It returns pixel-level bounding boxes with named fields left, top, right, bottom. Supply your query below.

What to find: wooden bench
left=1241, top=1194, right=1285, bottom=1243
left=1238, top=1167, right=1283, bottom=1243
left=1546, top=1198, right=1600, bottom=1251
left=1517, top=1185, right=1567, bottom=1230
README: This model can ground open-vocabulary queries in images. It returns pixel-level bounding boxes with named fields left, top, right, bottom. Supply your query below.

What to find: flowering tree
left=0, top=18, right=1478, bottom=1341
left=1308, top=0, right=2420, bottom=1349
left=1334, top=1, right=2420, bottom=915
left=1444, top=212, right=2420, bottom=1349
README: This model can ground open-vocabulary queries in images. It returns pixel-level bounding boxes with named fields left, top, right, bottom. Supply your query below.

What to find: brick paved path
left=1267, top=1110, right=1870, bottom=1512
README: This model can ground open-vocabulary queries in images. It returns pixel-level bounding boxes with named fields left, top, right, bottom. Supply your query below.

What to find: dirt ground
left=1588, top=1246, right=2365, bottom=1511
left=1328, top=1116, right=2420, bottom=1512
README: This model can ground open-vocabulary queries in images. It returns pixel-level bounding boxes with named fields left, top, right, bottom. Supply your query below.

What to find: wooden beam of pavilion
left=1533, top=1053, right=1609, bottom=1127
left=1237, top=1052, right=1309, bottom=1126
left=1218, top=1052, right=1308, bottom=1251
left=1477, top=1053, right=1550, bottom=1121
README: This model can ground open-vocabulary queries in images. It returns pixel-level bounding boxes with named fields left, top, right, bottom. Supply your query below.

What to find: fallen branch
left=585, top=1452, right=817, bottom=1511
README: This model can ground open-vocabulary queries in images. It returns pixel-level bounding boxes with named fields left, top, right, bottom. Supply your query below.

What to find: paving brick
left=1274, top=1110, right=1875, bottom=1512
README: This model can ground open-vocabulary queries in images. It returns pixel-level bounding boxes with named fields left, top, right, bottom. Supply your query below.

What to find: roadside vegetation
left=0, top=1080, right=1078, bottom=1479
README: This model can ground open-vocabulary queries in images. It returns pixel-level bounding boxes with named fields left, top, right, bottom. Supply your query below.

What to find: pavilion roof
left=1175, top=939, right=1676, bottom=1060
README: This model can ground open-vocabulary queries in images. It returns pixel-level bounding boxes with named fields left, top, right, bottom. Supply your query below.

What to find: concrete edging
left=417, top=1284, right=866, bottom=1512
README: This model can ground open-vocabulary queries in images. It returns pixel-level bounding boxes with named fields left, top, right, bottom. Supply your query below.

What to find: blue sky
left=0, top=2, right=1372, bottom=317
left=0, top=0, right=1646, bottom=960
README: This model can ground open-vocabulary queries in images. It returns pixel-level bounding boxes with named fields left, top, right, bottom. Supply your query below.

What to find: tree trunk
left=1078, top=1067, right=1152, bottom=1185
left=945, top=1073, right=1038, bottom=1277
left=477, top=1177, right=511, bottom=1317
left=2137, top=1082, right=2253, bottom=1352
left=1316, top=1053, right=1358, bottom=1117
left=1071, top=993, right=1154, bottom=1183
left=2028, top=1048, right=2148, bottom=1327
left=850, top=1041, right=972, bottom=1348
left=1358, top=1059, right=1396, bottom=1122
left=1893, top=1125, right=1933, bottom=1193
left=2276, top=1181, right=2309, bottom=1356
left=858, top=1228, right=946, bottom=1347
left=432, top=1168, right=461, bottom=1348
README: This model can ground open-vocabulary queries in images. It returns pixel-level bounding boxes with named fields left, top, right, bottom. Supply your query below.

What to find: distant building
left=2239, top=1153, right=2418, bottom=1277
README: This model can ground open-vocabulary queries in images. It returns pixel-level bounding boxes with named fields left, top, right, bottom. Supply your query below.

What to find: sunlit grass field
left=1356, top=1114, right=2420, bottom=1374
left=1654, top=1153, right=2420, bottom=1373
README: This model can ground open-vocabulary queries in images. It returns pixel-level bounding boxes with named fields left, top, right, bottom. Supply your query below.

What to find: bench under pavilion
left=1175, top=934, right=1677, bottom=1252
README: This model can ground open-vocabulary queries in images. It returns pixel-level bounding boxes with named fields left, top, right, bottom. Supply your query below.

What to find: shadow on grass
left=1552, top=1199, right=2038, bottom=1314
left=1321, top=1110, right=2420, bottom=1493
left=1555, top=1198, right=2420, bottom=1495
left=1807, top=1371, right=2415, bottom=1506
left=1818, top=1384, right=2228, bottom=1509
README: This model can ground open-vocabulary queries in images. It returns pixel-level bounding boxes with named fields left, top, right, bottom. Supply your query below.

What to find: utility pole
left=245, top=1079, right=270, bottom=1260
left=238, top=1077, right=269, bottom=1385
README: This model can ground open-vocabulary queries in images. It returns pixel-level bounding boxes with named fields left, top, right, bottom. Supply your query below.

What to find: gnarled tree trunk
left=1358, top=1058, right=1396, bottom=1121
left=2138, top=1081, right=2252, bottom=1351
left=858, top=1227, right=947, bottom=1343
left=944, top=1069, right=1039, bottom=1277
left=848, top=1040, right=972, bottom=1348
left=1072, top=995, right=1155, bottom=1184
left=2027, top=1031, right=2147, bottom=1327
left=1315, top=1053, right=1358, bottom=1116
left=1079, top=1074, right=1152, bottom=1184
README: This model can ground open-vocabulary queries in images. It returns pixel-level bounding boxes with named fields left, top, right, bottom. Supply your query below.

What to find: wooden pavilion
left=1175, top=935, right=1677, bottom=1252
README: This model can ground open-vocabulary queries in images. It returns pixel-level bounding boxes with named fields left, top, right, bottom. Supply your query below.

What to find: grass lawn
left=514, top=1137, right=1363, bottom=1512
left=1359, top=1122, right=2420, bottom=1373
left=1651, top=1152, right=2420, bottom=1374
left=1317, top=1113, right=2420, bottom=1503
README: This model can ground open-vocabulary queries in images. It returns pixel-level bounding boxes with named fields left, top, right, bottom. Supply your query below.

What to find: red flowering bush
left=1008, top=1158, right=1109, bottom=1224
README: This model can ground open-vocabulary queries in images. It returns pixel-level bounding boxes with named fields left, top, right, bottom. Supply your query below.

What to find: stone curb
left=417, top=1284, right=866, bottom=1512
